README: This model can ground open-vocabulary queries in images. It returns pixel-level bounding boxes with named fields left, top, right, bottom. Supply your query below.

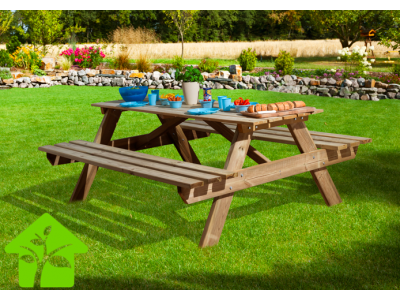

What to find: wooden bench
left=39, top=140, right=237, bottom=190
left=180, top=120, right=371, bottom=152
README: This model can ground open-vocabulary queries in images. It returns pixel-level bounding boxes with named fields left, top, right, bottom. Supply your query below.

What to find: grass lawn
left=152, top=57, right=399, bottom=73
left=1, top=86, right=399, bottom=289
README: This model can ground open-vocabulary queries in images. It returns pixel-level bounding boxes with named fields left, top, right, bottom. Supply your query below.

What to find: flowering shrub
left=0, top=50, right=13, bottom=67
left=198, top=59, right=219, bottom=73
left=60, top=46, right=105, bottom=69
left=337, top=46, right=374, bottom=74
left=10, top=46, right=43, bottom=71
left=373, top=73, right=400, bottom=84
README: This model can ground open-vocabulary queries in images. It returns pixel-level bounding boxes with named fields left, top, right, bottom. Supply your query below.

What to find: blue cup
left=148, top=93, right=157, bottom=106
left=221, top=98, right=232, bottom=112
left=151, top=90, right=160, bottom=101
left=218, top=96, right=227, bottom=109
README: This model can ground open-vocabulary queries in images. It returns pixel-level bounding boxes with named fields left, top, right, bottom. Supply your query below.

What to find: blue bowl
left=119, top=86, right=149, bottom=102
left=199, top=100, right=215, bottom=108
left=168, top=100, right=183, bottom=108
left=234, top=104, right=251, bottom=113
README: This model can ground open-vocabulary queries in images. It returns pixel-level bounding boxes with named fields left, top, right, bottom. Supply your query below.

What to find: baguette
left=283, top=102, right=290, bottom=110
left=248, top=105, right=256, bottom=113
left=255, top=104, right=261, bottom=112
left=275, top=103, right=285, bottom=111
left=292, top=101, right=306, bottom=108
left=286, top=101, right=294, bottom=110
left=261, top=104, right=267, bottom=111
left=267, top=103, right=278, bottom=111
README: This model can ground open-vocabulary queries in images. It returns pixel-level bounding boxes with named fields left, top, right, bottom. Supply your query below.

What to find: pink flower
left=75, top=58, right=78, bottom=62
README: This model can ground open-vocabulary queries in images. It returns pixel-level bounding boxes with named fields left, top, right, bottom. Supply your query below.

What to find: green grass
left=151, top=57, right=399, bottom=72
left=1, top=86, right=400, bottom=289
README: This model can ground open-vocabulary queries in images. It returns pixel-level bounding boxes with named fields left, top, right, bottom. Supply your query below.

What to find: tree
left=306, top=10, right=376, bottom=48
left=18, top=10, right=64, bottom=53
left=163, top=10, right=199, bottom=58
left=0, top=10, right=13, bottom=42
left=377, top=11, right=400, bottom=51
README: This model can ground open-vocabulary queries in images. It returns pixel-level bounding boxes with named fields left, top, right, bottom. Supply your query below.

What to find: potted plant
left=176, top=65, right=204, bottom=105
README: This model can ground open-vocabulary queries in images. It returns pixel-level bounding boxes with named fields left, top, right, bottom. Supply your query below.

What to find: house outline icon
left=5, top=213, right=88, bottom=288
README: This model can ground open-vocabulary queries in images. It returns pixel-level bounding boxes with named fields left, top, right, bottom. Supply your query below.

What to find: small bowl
left=160, top=99, right=169, bottom=106
left=119, top=86, right=148, bottom=102
left=199, top=100, right=215, bottom=108
left=169, top=100, right=183, bottom=108
left=234, top=104, right=251, bottom=113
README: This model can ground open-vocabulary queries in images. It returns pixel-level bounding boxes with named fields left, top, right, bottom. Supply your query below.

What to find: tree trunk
left=34, top=260, right=46, bottom=288
left=180, top=32, right=184, bottom=59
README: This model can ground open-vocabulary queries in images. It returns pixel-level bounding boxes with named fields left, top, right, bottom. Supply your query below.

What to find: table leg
left=199, top=128, right=252, bottom=248
left=70, top=109, right=122, bottom=202
left=158, top=115, right=201, bottom=164
left=287, top=121, right=342, bottom=206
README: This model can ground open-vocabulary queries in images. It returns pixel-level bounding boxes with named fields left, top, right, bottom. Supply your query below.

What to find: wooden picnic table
left=39, top=98, right=371, bottom=248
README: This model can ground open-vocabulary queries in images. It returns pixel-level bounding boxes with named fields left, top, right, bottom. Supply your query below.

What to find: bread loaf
left=261, top=104, right=267, bottom=111
left=286, top=101, right=294, bottom=110
left=255, top=104, right=261, bottom=112
left=292, top=101, right=305, bottom=108
left=275, top=103, right=285, bottom=111
left=267, top=103, right=278, bottom=111
left=247, top=105, right=256, bottom=113
left=283, top=102, right=290, bottom=110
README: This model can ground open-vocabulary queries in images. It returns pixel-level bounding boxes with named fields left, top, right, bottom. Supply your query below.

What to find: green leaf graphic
left=43, top=226, right=52, bottom=236
left=20, top=255, right=35, bottom=264
left=48, top=255, right=71, bottom=268
left=30, top=239, right=44, bottom=246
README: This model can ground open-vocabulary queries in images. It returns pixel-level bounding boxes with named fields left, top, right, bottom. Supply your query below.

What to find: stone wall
left=1, top=68, right=399, bottom=100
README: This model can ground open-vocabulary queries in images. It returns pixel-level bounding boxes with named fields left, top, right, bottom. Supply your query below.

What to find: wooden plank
left=288, top=121, right=342, bottom=206
left=70, top=108, right=122, bottom=202
left=55, top=142, right=221, bottom=184
left=39, top=145, right=204, bottom=189
left=69, top=140, right=236, bottom=179
left=204, top=121, right=271, bottom=164
left=180, top=147, right=356, bottom=204
left=134, top=116, right=187, bottom=150
left=198, top=129, right=252, bottom=248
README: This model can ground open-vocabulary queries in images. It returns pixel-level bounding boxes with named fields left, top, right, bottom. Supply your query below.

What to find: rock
left=19, top=83, right=28, bottom=88
left=317, top=88, right=329, bottom=94
left=275, top=76, right=282, bottom=82
left=250, top=77, right=261, bottom=84
left=388, top=84, right=400, bottom=89
left=34, top=84, right=40, bottom=88
left=291, top=75, right=297, bottom=80
left=357, top=78, right=365, bottom=87
left=225, top=84, right=234, bottom=90
left=259, top=75, right=267, bottom=83
left=343, top=79, right=352, bottom=87
left=15, top=77, right=24, bottom=83
left=156, top=84, right=163, bottom=89
left=336, top=80, right=343, bottom=86
left=160, top=73, right=171, bottom=80
left=77, top=81, right=85, bottom=86
left=377, top=88, right=386, bottom=93
left=301, top=85, right=309, bottom=93
left=302, top=77, right=311, bottom=85
left=256, top=83, right=266, bottom=91
left=350, top=93, right=360, bottom=100
left=28, top=84, right=33, bottom=88
left=375, top=81, right=387, bottom=89
left=283, top=75, right=293, bottom=83
left=40, top=84, right=50, bottom=88
left=96, top=83, right=102, bottom=87
left=377, top=94, right=387, bottom=99
left=310, top=79, right=320, bottom=86
left=365, top=79, right=376, bottom=88
left=89, top=77, right=94, bottom=84
left=115, top=70, right=122, bottom=75
left=360, top=94, right=370, bottom=100
left=387, top=92, right=397, bottom=99
left=387, top=88, right=399, bottom=93
left=327, top=78, right=336, bottom=85
left=112, top=78, right=125, bottom=87
left=247, top=83, right=253, bottom=89
left=237, top=82, right=248, bottom=89
left=329, top=88, right=339, bottom=96
left=147, top=85, right=155, bottom=89
left=85, top=69, right=99, bottom=77
left=82, top=76, right=89, bottom=84
left=242, top=75, right=251, bottom=84
left=360, top=87, right=378, bottom=94
left=266, top=75, right=276, bottom=82
left=396, top=93, right=400, bottom=99
left=319, top=92, right=331, bottom=97
left=3, top=78, right=14, bottom=84
left=340, top=87, right=351, bottom=97
left=173, top=86, right=181, bottom=90
left=320, top=78, right=328, bottom=85
left=77, top=70, right=86, bottom=76
left=101, top=69, right=115, bottom=75
left=351, top=79, right=359, bottom=88
left=32, top=76, right=51, bottom=84
left=214, top=82, right=224, bottom=89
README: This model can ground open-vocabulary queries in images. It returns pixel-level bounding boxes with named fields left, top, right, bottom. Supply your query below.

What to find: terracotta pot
left=182, top=82, right=200, bottom=105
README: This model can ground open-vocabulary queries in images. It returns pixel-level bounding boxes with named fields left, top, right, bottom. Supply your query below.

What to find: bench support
left=199, top=127, right=252, bottom=248
left=288, top=121, right=342, bottom=206
left=70, top=108, right=121, bottom=202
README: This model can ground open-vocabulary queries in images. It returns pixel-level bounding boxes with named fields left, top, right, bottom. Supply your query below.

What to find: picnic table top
left=92, top=99, right=324, bottom=127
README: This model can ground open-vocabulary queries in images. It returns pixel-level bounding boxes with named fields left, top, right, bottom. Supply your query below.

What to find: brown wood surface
left=39, top=145, right=205, bottom=189
left=199, top=129, right=252, bottom=248
left=240, top=106, right=316, bottom=118
left=70, top=108, right=121, bottom=202
left=288, top=121, right=342, bottom=206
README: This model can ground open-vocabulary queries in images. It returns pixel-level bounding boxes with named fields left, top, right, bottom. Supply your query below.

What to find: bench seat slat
left=55, top=142, right=221, bottom=184
left=70, top=140, right=236, bottom=179
left=39, top=145, right=204, bottom=189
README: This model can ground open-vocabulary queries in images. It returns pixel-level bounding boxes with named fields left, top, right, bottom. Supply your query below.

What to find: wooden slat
left=55, top=142, right=221, bottom=184
left=69, top=140, right=236, bottom=179
left=39, top=145, right=204, bottom=189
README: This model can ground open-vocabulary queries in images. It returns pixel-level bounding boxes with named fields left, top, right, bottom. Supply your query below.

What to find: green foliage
left=135, top=54, right=152, bottom=73
left=6, top=36, right=21, bottom=55
left=171, top=55, right=185, bottom=70
left=392, top=63, right=400, bottom=75
left=0, top=10, right=13, bottom=38
left=274, top=50, right=294, bottom=75
left=238, top=48, right=257, bottom=71
left=0, top=49, right=13, bottom=67
left=0, top=68, right=12, bottom=79
left=198, top=59, right=219, bottom=73
left=33, top=68, right=47, bottom=76
left=175, top=65, right=203, bottom=83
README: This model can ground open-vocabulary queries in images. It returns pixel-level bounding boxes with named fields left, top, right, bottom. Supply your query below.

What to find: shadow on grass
left=1, top=150, right=399, bottom=251
left=71, top=223, right=399, bottom=289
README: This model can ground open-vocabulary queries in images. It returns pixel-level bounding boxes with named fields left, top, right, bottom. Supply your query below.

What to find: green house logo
left=5, top=213, right=88, bottom=288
